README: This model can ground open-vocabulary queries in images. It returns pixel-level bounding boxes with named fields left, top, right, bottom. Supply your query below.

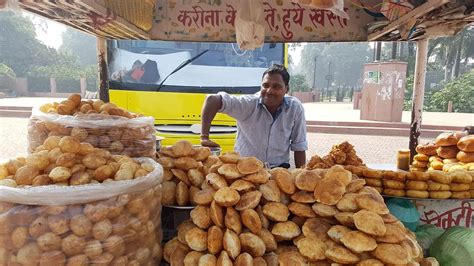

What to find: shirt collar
left=258, top=96, right=290, bottom=109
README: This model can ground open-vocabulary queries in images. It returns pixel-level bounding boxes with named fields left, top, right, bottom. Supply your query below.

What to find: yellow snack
left=429, top=191, right=452, bottom=199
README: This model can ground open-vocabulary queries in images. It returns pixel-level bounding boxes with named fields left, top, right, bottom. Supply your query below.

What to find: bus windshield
left=108, top=40, right=284, bottom=93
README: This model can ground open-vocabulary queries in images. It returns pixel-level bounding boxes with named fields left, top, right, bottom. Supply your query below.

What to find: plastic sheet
left=0, top=158, right=163, bottom=265
left=415, top=224, right=445, bottom=256
left=235, top=0, right=265, bottom=50
left=27, top=107, right=156, bottom=158
left=430, top=226, right=474, bottom=266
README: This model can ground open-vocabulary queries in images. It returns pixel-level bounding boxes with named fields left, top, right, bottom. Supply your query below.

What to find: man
left=200, top=64, right=307, bottom=168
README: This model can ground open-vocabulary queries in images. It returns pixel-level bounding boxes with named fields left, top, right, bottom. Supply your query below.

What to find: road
left=0, top=117, right=430, bottom=165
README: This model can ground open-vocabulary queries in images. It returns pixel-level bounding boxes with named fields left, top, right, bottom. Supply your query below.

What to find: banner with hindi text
left=151, top=0, right=380, bottom=42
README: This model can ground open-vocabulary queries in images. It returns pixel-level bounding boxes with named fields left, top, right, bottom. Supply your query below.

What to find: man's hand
left=201, top=137, right=220, bottom=147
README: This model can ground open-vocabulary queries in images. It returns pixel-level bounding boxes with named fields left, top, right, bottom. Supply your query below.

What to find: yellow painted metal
left=109, top=90, right=128, bottom=109
left=110, top=90, right=235, bottom=124
left=109, top=89, right=237, bottom=150
left=159, top=133, right=235, bottom=152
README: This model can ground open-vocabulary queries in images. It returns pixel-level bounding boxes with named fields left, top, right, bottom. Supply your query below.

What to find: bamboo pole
left=96, top=37, right=109, bottom=102
left=409, top=38, right=429, bottom=162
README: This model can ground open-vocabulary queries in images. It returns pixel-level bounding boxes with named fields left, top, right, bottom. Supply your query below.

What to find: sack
left=235, top=0, right=265, bottom=50
left=140, top=59, right=160, bottom=84
left=416, top=224, right=445, bottom=256
left=430, top=226, right=474, bottom=266
left=0, top=158, right=164, bottom=265
left=27, top=108, right=156, bottom=158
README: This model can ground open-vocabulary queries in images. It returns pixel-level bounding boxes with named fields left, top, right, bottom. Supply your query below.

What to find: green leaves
left=289, top=74, right=310, bottom=92
left=425, top=70, right=474, bottom=113
left=0, top=63, right=15, bottom=78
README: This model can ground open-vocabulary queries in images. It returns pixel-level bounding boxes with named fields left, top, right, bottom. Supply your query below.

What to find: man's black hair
left=262, top=64, right=290, bottom=86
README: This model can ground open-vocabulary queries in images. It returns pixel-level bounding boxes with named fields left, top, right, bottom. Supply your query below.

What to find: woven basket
left=105, top=0, right=155, bottom=31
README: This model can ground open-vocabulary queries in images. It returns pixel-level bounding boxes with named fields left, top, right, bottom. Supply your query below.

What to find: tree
left=59, top=28, right=97, bottom=67
left=289, top=74, right=310, bottom=92
left=298, top=42, right=372, bottom=90
left=427, top=26, right=474, bottom=81
left=0, top=11, right=77, bottom=76
left=425, top=70, right=474, bottom=113
left=0, top=64, right=15, bottom=77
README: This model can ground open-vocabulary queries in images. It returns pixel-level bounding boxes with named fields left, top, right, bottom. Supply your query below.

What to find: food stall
left=1, top=0, right=473, bottom=265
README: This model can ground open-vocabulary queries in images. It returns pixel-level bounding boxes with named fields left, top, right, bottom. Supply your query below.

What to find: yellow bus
left=108, top=41, right=287, bottom=151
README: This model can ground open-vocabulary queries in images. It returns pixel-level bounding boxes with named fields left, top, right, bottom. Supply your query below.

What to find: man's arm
left=294, top=150, right=306, bottom=168
left=290, top=101, right=308, bottom=168
left=200, top=94, right=222, bottom=147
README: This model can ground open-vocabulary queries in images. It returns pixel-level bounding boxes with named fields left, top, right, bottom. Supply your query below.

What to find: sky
left=291, top=44, right=304, bottom=66
left=25, top=12, right=66, bottom=49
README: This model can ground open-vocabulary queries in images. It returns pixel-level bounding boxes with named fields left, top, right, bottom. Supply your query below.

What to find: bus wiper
left=156, top=49, right=209, bottom=91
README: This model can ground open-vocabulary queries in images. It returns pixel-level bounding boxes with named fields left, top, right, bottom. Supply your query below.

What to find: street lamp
left=325, top=62, right=332, bottom=101
left=312, top=55, right=318, bottom=89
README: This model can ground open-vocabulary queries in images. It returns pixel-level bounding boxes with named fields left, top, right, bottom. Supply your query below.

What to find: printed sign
left=416, top=199, right=474, bottom=229
left=152, top=0, right=379, bottom=42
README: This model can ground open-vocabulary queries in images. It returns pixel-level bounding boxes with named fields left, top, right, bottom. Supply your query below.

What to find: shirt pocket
left=271, top=127, right=291, bottom=154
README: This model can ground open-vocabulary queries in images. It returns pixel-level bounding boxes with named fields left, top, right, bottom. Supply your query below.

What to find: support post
left=312, top=56, right=317, bottom=88
left=96, top=37, right=109, bottom=102
left=391, top=42, right=398, bottom=60
left=409, top=39, right=429, bottom=162
left=50, top=78, right=57, bottom=96
left=80, top=78, right=87, bottom=97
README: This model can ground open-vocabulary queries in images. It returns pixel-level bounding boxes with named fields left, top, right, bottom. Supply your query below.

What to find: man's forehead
left=262, top=73, right=284, bottom=83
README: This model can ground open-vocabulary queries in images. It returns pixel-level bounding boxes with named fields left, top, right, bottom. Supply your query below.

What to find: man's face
left=260, top=73, right=288, bottom=110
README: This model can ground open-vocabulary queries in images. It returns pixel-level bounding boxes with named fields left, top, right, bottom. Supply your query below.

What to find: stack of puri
left=344, top=165, right=473, bottom=199
left=380, top=170, right=407, bottom=198
left=409, top=170, right=472, bottom=199
left=435, top=132, right=463, bottom=170
left=344, top=166, right=384, bottom=194
left=456, top=135, right=474, bottom=166
left=158, top=140, right=219, bottom=207
left=163, top=156, right=434, bottom=265
left=414, top=132, right=474, bottom=173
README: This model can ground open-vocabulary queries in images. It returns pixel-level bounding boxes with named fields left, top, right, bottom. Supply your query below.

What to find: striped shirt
left=218, top=92, right=307, bottom=167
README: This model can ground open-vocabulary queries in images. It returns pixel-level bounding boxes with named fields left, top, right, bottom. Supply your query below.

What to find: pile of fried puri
left=345, top=165, right=473, bottom=199
left=0, top=136, right=162, bottom=265
left=158, top=141, right=222, bottom=206
left=163, top=153, right=438, bottom=265
left=0, top=135, right=155, bottom=187
left=28, top=94, right=156, bottom=158
left=38, top=94, right=141, bottom=118
left=306, top=141, right=365, bottom=170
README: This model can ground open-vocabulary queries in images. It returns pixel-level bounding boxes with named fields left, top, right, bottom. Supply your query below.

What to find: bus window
left=108, top=40, right=284, bottom=93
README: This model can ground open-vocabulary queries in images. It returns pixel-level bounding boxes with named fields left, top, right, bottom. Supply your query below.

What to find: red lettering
left=225, top=4, right=236, bottom=26
left=420, top=201, right=473, bottom=229
left=263, top=2, right=279, bottom=32
left=308, top=9, right=325, bottom=28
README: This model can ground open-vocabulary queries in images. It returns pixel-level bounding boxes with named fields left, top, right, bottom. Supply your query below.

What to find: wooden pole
left=96, top=37, right=109, bottom=102
left=409, top=39, right=428, bottom=162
